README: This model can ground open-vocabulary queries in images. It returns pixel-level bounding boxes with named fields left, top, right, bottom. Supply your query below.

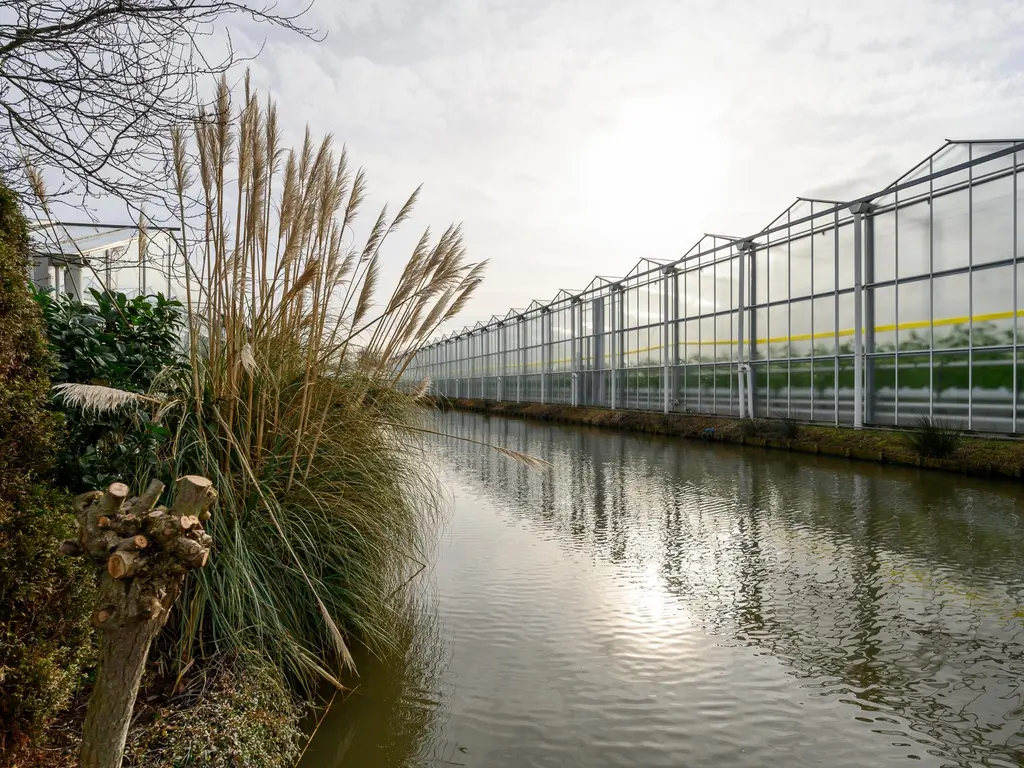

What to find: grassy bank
left=438, top=398, right=1024, bottom=481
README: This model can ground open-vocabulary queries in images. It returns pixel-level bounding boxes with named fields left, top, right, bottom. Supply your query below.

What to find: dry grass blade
left=386, top=421, right=551, bottom=469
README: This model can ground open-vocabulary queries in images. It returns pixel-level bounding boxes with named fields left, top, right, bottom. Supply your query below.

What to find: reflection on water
left=299, top=595, right=452, bottom=767
left=304, top=411, right=1024, bottom=767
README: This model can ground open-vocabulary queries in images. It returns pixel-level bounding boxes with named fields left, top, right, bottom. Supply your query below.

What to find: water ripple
left=302, top=411, right=1024, bottom=768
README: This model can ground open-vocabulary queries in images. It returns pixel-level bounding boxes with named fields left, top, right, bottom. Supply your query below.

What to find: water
left=301, top=411, right=1024, bottom=767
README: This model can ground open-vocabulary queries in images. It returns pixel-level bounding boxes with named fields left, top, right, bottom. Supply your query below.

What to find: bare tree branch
left=0, top=1, right=320, bottom=204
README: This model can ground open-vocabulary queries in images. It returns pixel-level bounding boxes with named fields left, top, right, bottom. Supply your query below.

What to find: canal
left=301, top=410, right=1024, bottom=767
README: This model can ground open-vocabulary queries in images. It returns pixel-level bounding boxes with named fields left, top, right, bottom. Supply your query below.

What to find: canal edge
left=432, top=397, right=1024, bottom=482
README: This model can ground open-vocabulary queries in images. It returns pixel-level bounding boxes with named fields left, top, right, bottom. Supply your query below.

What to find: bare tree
left=0, top=1, right=319, bottom=203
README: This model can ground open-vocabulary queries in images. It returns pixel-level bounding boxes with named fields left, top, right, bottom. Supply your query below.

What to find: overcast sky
left=231, top=0, right=1024, bottom=334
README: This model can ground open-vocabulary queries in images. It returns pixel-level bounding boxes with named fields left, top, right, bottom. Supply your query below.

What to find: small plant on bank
left=904, top=416, right=964, bottom=459
left=774, top=414, right=800, bottom=440
left=737, top=418, right=765, bottom=438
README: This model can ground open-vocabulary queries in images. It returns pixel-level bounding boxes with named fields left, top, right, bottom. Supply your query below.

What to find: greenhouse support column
left=662, top=268, right=673, bottom=414
left=617, top=285, right=626, bottom=407
left=747, top=248, right=758, bottom=419
left=486, top=329, right=493, bottom=400
left=453, top=339, right=459, bottom=398
left=736, top=241, right=755, bottom=418
left=446, top=342, right=451, bottom=397
left=608, top=290, right=617, bottom=409
left=480, top=330, right=487, bottom=400
left=498, top=324, right=505, bottom=402
left=672, top=269, right=680, bottom=411
left=540, top=309, right=551, bottom=405
left=570, top=299, right=579, bottom=408
left=593, top=297, right=605, bottom=407
left=576, top=301, right=586, bottom=405
left=431, top=345, right=437, bottom=396
left=455, top=336, right=461, bottom=399
left=517, top=317, right=525, bottom=403
left=863, top=210, right=876, bottom=424
left=850, top=201, right=872, bottom=429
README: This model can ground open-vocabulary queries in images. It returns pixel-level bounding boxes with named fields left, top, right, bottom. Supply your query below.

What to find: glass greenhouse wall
left=405, top=141, right=1024, bottom=434
left=29, top=223, right=192, bottom=303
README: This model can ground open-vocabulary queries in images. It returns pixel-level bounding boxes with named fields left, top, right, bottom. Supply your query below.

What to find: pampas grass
left=150, top=74, right=488, bottom=694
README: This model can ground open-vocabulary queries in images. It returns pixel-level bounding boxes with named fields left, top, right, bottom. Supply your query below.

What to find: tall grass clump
left=904, top=416, right=964, bottom=459
left=146, top=75, right=487, bottom=693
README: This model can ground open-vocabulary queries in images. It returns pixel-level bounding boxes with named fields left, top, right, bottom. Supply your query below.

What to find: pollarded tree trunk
left=61, top=475, right=217, bottom=768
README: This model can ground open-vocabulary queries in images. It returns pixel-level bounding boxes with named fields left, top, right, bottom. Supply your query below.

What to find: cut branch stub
left=107, top=551, right=143, bottom=580
left=62, top=476, right=217, bottom=768
left=99, top=482, right=129, bottom=516
left=171, top=475, right=217, bottom=521
left=115, top=535, right=148, bottom=552
left=135, top=479, right=165, bottom=515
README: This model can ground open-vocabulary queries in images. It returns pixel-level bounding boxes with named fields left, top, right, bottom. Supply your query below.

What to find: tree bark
left=63, top=476, right=217, bottom=768
left=80, top=575, right=166, bottom=768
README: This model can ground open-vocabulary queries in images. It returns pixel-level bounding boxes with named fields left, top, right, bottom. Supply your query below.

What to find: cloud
left=231, top=0, right=1024, bottom=333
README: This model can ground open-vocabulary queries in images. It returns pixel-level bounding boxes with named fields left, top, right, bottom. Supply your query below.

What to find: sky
left=198, top=0, right=1024, bottom=334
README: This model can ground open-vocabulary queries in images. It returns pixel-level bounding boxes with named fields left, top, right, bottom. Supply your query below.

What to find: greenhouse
left=406, top=140, right=1024, bottom=434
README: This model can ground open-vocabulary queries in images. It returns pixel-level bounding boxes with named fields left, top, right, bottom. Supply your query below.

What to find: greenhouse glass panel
left=871, top=285, right=897, bottom=353
left=897, top=201, right=930, bottom=280
left=767, top=245, right=788, bottom=304
left=972, top=265, right=1014, bottom=348
left=790, top=234, right=814, bottom=300
left=897, top=279, right=930, bottom=351
left=932, top=272, right=970, bottom=350
left=932, top=188, right=970, bottom=274
left=872, top=210, right=896, bottom=284
left=789, top=298, right=813, bottom=358
left=813, top=224, right=836, bottom=295
left=813, top=296, right=836, bottom=356
left=972, top=349, right=1013, bottom=432
left=972, top=175, right=1014, bottom=266
left=932, top=351, right=969, bottom=424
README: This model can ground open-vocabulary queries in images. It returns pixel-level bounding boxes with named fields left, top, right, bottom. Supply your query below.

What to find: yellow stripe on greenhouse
left=441, top=309, right=1021, bottom=372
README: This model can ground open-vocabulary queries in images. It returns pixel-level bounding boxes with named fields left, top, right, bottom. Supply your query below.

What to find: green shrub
left=0, top=486, right=95, bottom=755
left=0, top=187, right=60, bottom=495
left=904, top=416, right=964, bottom=459
left=31, top=287, right=184, bottom=490
left=0, top=183, right=94, bottom=755
left=124, top=658, right=303, bottom=768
